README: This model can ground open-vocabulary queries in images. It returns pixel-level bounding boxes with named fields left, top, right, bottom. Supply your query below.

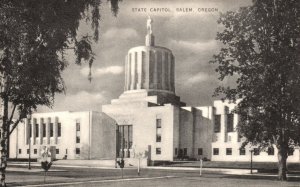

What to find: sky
left=39, top=0, right=252, bottom=113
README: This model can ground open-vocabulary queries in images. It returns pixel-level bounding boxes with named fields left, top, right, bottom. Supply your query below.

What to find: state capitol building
left=9, top=18, right=300, bottom=166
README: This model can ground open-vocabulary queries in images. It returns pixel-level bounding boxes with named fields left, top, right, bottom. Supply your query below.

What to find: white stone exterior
left=211, top=100, right=300, bottom=162
left=9, top=18, right=299, bottom=164
left=9, top=111, right=117, bottom=160
left=102, top=20, right=213, bottom=162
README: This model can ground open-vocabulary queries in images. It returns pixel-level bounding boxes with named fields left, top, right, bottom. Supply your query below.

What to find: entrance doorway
left=117, top=125, right=133, bottom=158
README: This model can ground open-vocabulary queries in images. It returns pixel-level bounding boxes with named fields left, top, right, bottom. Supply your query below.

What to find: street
left=5, top=165, right=300, bottom=187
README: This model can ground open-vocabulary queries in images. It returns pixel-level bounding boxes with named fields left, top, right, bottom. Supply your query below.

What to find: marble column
left=25, top=119, right=30, bottom=145
left=127, top=54, right=131, bottom=90
left=153, top=51, right=158, bottom=89
left=39, top=118, right=43, bottom=145
left=32, top=118, right=36, bottom=145
left=170, top=55, right=175, bottom=92
left=168, top=53, right=172, bottom=92
left=137, top=51, right=142, bottom=89
left=161, top=52, right=166, bottom=90
left=130, top=53, right=135, bottom=90
left=54, top=117, right=58, bottom=144
left=164, top=52, right=169, bottom=90
left=124, top=55, right=128, bottom=91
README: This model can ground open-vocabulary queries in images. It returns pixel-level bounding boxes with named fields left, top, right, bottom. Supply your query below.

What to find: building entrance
left=117, top=125, right=132, bottom=158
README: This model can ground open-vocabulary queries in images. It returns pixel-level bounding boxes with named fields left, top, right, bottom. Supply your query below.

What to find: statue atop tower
left=145, top=16, right=155, bottom=46
left=147, top=16, right=153, bottom=34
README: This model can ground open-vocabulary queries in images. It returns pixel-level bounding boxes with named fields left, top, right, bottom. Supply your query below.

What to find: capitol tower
left=102, top=17, right=212, bottom=163
left=123, top=16, right=182, bottom=105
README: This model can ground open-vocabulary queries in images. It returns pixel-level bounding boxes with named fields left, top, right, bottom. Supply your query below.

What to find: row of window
left=29, top=123, right=61, bottom=138
left=214, top=114, right=234, bottom=133
left=18, top=148, right=81, bottom=155
left=19, top=148, right=60, bottom=155
left=174, top=148, right=203, bottom=156
left=213, top=147, right=294, bottom=156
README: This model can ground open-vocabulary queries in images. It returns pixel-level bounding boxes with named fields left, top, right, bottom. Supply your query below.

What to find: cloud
left=187, top=72, right=210, bottom=84
left=39, top=91, right=109, bottom=112
left=103, top=27, right=138, bottom=40
left=80, top=65, right=124, bottom=77
left=169, top=39, right=218, bottom=52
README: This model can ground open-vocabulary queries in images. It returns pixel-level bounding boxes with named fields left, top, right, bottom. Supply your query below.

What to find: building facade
left=211, top=100, right=300, bottom=162
left=9, top=18, right=300, bottom=164
left=102, top=17, right=213, bottom=162
left=9, top=111, right=117, bottom=160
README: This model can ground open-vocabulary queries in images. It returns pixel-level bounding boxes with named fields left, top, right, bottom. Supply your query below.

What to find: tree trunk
left=0, top=97, right=9, bottom=187
left=277, top=145, right=288, bottom=181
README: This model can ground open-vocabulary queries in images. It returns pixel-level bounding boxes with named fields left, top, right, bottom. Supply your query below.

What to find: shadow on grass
left=223, top=174, right=300, bottom=182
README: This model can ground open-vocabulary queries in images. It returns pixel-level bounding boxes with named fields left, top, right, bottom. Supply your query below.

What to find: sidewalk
left=8, top=160, right=258, bottom=175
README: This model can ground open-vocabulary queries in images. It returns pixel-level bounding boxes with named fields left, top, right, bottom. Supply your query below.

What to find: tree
left=0, top=0, right=121, bottom=186
left=210, top=0, right=300, bottom=181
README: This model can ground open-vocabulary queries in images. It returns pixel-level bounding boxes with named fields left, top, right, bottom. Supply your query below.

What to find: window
left=18, top=149, right=21, bottom=154
left=156, top=119, right=162, bottom=142
left=58, top=123, right=61, bottom=137
left=76, top=121, right=80, bottom=131
left=66, top=149, right=68, bottom=154
left=288, top=148, right=294, bottom=156
left=156, top=119, right=161, bottom=128
left=76, top=120, right=80, bottom=144
left=56, top=149, right=59, bottom=154
left=254, top=148, right=260, bottom=155
left=156, top=148, right=161, bottom=155
left=214, top=115, right=221, bottom=133
left=226, top=148, right=232, bottom=155
left=175, top=148, right=178, bottom=155
left=76, top=148, right=80, bottom=155
left=29, top=124, right=32, bottom=137
left=213, top=148, right=219, bottom=155
left=239, top=148, right=246, bottom=155
left=268, top=147, right=274, bottom=155
left=35, top=124, right=39, bottom=137
left=50, top=123, right=54, bottom=137
left=76, top=137, right=80, bottom=143
left=183, top=148, right=187, bottom=156
left=237, top=134, right=242, bottom=142
left=27, top=149, right=29, bottom=154
left=198, top=148, right=203, bottom=155
left=42, top=123, right=46, bottom=137
left=227, top=114, right=234, bottom=132
left=34, top=149, right=37, bottom=154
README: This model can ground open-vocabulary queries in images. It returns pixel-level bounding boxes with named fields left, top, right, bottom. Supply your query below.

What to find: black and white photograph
left=0, top=0, right=299, bottom=186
